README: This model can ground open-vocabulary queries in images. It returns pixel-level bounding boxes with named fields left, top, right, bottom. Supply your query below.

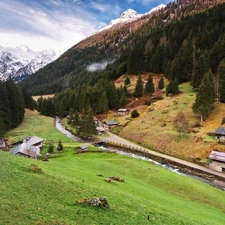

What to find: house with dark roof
left=209, top=150, right=225, bottom=172
left=103, top=120, right=118, bottom=130
left=213, top=127, right=225, bottom=142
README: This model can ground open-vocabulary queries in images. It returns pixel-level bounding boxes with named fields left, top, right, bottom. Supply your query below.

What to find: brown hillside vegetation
left=110, top=79, right=225, bottom=162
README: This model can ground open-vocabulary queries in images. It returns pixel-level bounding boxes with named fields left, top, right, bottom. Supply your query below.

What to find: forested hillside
left=0, top=80, right=36, bottom=138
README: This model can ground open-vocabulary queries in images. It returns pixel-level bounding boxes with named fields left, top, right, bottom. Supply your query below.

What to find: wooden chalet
left=117, top=108, right=130, bottom=116
left=103, top=120, right=118, bottom=130
left=77, top=144, right=89, bottom=153
left=209, top=150, right=225, bottom=172
left=10, top=143, right=41, bottom=159
left=10, top=136, right=44, bottom=159
left=213, top=127, right=225, bottom=142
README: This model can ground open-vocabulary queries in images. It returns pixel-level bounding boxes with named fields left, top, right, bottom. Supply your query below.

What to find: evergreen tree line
left=37, top=71, right=163, bottom=120
left=0, top=80, right=25, bottom=137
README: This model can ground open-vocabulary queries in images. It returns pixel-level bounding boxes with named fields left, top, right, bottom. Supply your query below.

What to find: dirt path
left=100, top=132, right=225, bottom=180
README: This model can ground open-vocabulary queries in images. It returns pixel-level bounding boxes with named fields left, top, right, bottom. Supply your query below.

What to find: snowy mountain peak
left=109, top=9, right=140, bottom=26
left=0, top=46, right=58, bottom=82
left=148, top=4, right=166, bottom=14
left=99, top=4, right=166, bottom=32
left=120, top=9, right=139, bottom=20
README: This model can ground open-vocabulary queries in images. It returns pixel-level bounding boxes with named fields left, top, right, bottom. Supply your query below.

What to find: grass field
left=1, top=108, right=225, bottom=224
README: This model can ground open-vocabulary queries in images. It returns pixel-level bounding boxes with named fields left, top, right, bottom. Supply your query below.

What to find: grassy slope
left=1, top=109, right=225, bottom=225
left=1, top=150, right=225, bottom=225
left=5, top=109, right=73, bottom=145
left=112, top=80, right=225, bottom=161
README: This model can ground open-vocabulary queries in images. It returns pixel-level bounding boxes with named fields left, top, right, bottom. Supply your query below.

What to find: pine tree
left=218, top=59, right=225, bottom=102
left=192, top=69, right=215, bottom=124
left=144, top=75, right=155, bottom=95
left=133, top=75, right=143, bottom=97
left=166, top=78, right=180, bottom=96
left=119, top=91, right=127, bottom=108
left=191, top=52, right=209, bottom=89
left=0, top=117, right=6, bottom=138
left=79, top=108, right=97, bottom=138
left=57, top=139, right=63, bottom=151
left=124, top=76, right=131, bottom=86
left=107, top=82, right=119, bottom=109
left=0, top=81, right=10, bottom=130
left=158, top=76, right=165, bottom=90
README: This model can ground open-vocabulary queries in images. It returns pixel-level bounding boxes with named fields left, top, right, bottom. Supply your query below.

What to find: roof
left=209, top=150, right=225, bottom=163
left=25, top=136, right=44, bottom=146
left=118, top=108, right=129, bottom=112
left=214, top=127, right=225, bottom=136
left=104, top=120, right=118, bottom=126
left=79, top=144, right=89, bottom=150
left=10, top=143, right=41, bottom=158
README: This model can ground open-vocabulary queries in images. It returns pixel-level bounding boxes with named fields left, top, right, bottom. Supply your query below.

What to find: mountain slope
left=0, top=46, right=58, bottom=82
left=21, top=0, right=225, bottom=95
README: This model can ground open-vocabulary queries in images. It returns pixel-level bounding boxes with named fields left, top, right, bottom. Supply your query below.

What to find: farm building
left=10, top=143, right=41, bottom=159
left=103, top=120, right=118, bottom=130
left=10, top=136, right=44, bottom=159
left=209, top=150, right=225, bottom=172
left=117, top=108, right=130, bottom=116
left=77, top=144, right=89, bottom=153
left=213, top=127, right=225, bottom=142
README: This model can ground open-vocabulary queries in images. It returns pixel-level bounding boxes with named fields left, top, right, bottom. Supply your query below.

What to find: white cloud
left=90, top=2, right=109, bottom=13
left=0, top=0, right=101, bottom=51
left=86, top=60, right=115, bottom=72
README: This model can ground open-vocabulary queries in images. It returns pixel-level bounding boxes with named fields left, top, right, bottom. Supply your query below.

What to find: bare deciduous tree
left=173, top=112, right=188, bottom=137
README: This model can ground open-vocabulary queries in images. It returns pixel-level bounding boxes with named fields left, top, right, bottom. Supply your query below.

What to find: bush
left=221, top=117, right=225, bottom=125
left=48, top=144, right=54, bottom=153
left=57, top=139, right=63, bottom=151
left=145, top=100, right=151, bottom=106
left=131, top=109, right=140, bottom=118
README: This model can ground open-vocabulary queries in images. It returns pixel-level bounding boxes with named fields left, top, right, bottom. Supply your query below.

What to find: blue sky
left=0, top=0, right=171, bottom=51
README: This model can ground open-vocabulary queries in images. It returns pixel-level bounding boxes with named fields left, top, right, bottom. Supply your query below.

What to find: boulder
left=77, top=196, right=109, bottom=207
left=108, top=176, right=124, bottom=182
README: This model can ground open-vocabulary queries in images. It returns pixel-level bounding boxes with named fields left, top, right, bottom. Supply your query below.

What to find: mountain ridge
left=0, top=45, right=58, bottom=82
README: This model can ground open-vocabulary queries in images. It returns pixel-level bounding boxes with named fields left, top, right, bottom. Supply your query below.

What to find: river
left=55, top=116, right=84, bottom=142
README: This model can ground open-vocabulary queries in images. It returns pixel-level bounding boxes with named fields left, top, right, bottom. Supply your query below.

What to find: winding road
left=100, top=131, right=225, bottom=180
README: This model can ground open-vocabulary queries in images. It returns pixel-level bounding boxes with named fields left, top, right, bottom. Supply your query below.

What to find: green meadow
left=1, top=110, right=225, bottom=225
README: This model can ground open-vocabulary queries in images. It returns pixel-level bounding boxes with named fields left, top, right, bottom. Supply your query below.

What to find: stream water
left=55, top=116, right=84, bottom=142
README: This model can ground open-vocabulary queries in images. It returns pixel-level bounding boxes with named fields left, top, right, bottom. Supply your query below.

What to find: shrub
left=145, top=100, right=151, bottom=106
left=221, top=117, right=225, bottom=125
left=131, top=109, right=139, bottom=118
left=48, top=144, right=54, bottom=153
left=57, top=139, right=63, bottom=151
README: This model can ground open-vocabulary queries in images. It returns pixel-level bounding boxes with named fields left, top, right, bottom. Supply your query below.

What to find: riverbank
left=94, top=132, right=225, bottom=190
